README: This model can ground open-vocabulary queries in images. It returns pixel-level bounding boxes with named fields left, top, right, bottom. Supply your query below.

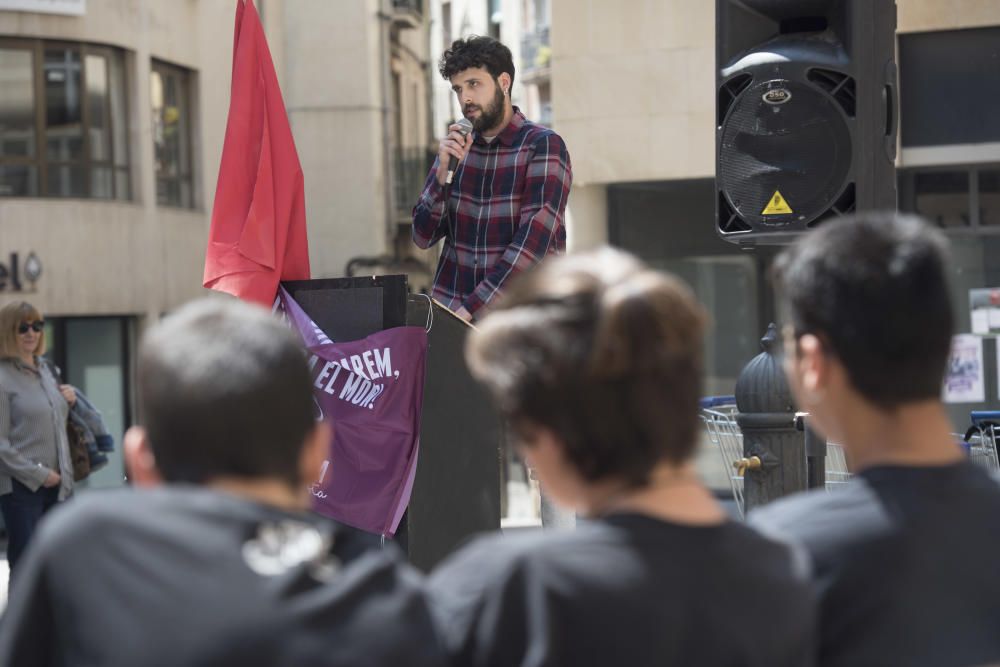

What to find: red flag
left=203, top=0, right=310, bottom=306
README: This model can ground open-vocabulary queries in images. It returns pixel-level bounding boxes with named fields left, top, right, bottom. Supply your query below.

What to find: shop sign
left=0, top=252, right=43, bottom=292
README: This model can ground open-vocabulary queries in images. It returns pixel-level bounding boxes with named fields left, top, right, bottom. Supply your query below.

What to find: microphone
left=446, top=117, right=474, bottom=185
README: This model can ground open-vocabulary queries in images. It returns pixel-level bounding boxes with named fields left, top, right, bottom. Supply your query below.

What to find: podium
left=282, top=276, right=501, bottom=571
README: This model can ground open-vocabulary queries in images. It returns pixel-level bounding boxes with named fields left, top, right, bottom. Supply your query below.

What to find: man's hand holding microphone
left=434, top=117, right=475, bottom=324
left=436, top=118, right=474, bottom=186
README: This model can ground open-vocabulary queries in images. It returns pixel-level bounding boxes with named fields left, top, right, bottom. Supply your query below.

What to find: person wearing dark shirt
left=429, top=247, right=816, bottom=667
left=751, top=212, right=1000, bottom=667
left=0, top=298, right=447, bottom=667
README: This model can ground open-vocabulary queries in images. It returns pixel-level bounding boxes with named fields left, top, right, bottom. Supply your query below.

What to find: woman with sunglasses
left=0, top=301, right=75, bottom=583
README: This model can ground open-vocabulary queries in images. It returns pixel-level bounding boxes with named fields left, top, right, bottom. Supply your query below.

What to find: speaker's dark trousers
left=1, top=479, right=59, bottom=580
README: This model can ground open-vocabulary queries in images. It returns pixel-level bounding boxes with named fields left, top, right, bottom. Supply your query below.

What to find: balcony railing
left=520, top=25, right=551, bottom=77
left=392, top=0, right=423, bottom=12
left=391, top=0, right=423, bottom=28
left=394, top=146, right=436, bottom=220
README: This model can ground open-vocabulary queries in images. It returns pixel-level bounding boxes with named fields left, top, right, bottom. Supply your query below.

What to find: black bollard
left=735, top=324, right=807, bottom=512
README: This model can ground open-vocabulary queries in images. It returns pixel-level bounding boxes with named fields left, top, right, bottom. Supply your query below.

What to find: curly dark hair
left=439, top=36, right=515, bottom=88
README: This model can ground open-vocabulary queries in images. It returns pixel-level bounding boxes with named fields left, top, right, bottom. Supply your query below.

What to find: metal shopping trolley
left=700, top=397, right=748, bottom=517
left=964, top=411, right=1000, bottom=471
left=825, top=442, right=853, bottom=489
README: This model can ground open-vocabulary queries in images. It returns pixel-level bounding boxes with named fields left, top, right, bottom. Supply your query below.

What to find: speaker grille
left=718, top=79, right=852, bottom=230
left=807, top=69, right=856, bottom=117
left=718, top=191, right=752, bottom=233
left=717, top=74, right=753, bottom=126
left=807, top=182, right=856, bottom=228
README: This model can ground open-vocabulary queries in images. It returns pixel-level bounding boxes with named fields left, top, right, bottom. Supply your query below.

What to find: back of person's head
left=466, top=247, right=706, bottom=488
left=439, top=35, right=515, bottom=87
left=137, top=298, right=315, bottom=487
left=0, top=301, right=45, bottom=358
left=773, top=212, right=953, bottom=410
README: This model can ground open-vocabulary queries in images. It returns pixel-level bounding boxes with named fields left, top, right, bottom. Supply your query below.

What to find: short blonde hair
left=0, top=301, right=46, bottom=359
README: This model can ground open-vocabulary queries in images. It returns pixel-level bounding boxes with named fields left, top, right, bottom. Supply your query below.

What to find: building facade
left=552, top=0, right=1000, bottom=399
left=261, top=0, right=435, bottom=288
left=0, top=0, right=233, bottom=487
left=0, top=0, right=436, bottom=488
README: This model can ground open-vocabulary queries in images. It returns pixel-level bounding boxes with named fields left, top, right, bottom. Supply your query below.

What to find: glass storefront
left=608, top=178, right=774, bottom=396
left=46, top=316, right=134, bottom=489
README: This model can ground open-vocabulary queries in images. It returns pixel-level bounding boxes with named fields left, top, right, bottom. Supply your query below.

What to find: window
left=899, top=166, right=1000, bottom=229
left=0, top=39, right=129, bottom=199
left=151, top=60, right=194, bottom=208
left=441, top=1, right=452, bottom=50
left=914, top=171, right=969, bottom=228
left=981, top=170, right=1000, bottom=227
left=0, top=47, right=36, bottom=195
left=393, top=0, right=423, bottom=13
left=899, top=28, right=1000, bottom=148
left=487, top=0, right=501, bottom=40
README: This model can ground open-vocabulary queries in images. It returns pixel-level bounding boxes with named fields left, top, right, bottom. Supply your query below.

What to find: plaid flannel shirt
left=412, top=108, right=572, bottom=317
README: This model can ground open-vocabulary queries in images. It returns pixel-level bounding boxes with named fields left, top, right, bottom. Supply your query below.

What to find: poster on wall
left=943, top=334, right=985, bottom=404
left=969, top=288, right=1000, bottom=335
left=0, top=0, right=85, bottom=16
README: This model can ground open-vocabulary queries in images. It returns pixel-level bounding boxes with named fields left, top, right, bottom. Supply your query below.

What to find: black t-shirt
left=428, top=513, right=816, bottom=667
left=751, top=461, right=1000, bottom=667
left=0, top=486, right=448, bottom=667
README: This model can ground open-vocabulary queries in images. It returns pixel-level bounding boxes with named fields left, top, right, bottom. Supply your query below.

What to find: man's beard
left=465, top=84, right=506, bottom=134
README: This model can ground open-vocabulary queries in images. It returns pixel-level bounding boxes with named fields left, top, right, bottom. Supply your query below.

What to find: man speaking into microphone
left=412, top=36, right=573, bottom=322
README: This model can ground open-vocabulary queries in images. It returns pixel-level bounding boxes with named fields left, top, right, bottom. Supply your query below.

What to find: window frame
left=150, top=58, right=195, bottom=209
left=0, top=37, right=130, bottom=200
left=899, top=163, right=1000, bottom=235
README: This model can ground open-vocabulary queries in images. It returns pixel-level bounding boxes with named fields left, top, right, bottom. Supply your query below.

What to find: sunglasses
left=17, top=321, right=45, bottom=335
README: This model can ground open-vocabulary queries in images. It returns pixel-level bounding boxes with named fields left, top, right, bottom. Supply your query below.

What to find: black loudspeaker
left=716, top=0, right=898, bottom=246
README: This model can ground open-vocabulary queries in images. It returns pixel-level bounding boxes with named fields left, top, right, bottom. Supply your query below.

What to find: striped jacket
left=0, top=357, right=74, bottom=499
left=412, top=108, right=572, bottom=317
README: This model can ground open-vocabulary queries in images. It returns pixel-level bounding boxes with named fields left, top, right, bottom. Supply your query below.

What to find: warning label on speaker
left=762, top=190, right=793, bottom=215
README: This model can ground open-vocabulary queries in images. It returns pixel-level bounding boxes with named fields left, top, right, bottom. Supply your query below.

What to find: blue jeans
left=1, top=479, right=59, bottom=580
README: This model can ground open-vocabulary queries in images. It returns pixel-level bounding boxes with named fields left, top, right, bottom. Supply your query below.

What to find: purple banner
left=277, top=287, right=427, bottom=536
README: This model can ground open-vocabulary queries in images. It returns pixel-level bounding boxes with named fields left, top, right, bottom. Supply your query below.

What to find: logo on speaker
left=762, top=88, right=792, bottom=105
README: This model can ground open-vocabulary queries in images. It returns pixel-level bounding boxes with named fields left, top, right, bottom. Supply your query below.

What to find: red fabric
left=203, top=0, right=310, bottom=306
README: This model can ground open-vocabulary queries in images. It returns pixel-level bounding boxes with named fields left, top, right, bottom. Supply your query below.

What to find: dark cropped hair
left=137, top=298, right=316, bottom=487
left=466, top=248, right=706, bottom=488
left=439, top=36, right=515, bottom=88
left=773, top=212, right=954, bottom=410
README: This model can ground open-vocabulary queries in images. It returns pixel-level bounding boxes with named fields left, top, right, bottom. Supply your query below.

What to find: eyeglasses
left=17, top=321, right=45, bottom=335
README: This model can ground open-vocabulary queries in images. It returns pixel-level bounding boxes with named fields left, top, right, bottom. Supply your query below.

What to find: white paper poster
left=972, top=309, right=990, bottom=335
left=943, top=334, right=985, bottom=404
left=0, top=0, right=85, bottom=16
